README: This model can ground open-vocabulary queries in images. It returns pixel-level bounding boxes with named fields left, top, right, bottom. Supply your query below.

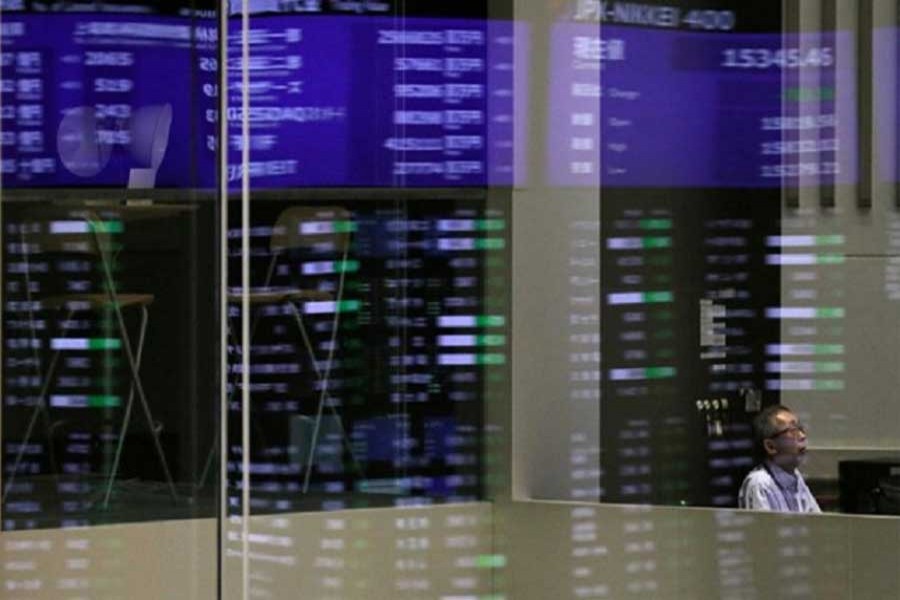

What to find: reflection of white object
left=230, top=0, right=320, bottom=14
left=127, top=168, right=157, bottom=189
left=128, top=103, right=173, bottom=188
left=56, top=106, right=112, bottom=177
left=289, top=414, right=340, bottom=469
left=130, top=104, right=172, bottom=168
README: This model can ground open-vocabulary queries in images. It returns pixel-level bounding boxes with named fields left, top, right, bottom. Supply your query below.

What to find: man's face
left=763, top=410, right=808, bottom=471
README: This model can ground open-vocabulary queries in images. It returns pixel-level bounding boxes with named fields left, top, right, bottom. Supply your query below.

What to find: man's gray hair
left=752, top=404, right=792, bottom=456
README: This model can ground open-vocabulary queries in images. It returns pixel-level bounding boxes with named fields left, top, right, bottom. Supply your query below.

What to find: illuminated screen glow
left=0, top=14, right=526, bottom=188
left=548, top=24, right=857, bottom=188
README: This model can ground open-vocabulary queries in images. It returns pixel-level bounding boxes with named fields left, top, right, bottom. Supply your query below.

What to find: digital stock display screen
left=599, top=190, right=783, bottom=507
left=549, top=21, right=856, bottom=188
left=223, top=16, right=526, bottom=188
left=0, top=14, right=216, bottom=188
left=572, top=2, right=824, bottom=507
left=1, top=197, right=507, bottom=528
left=1, top=8, right=860, bottom=191
left=225, top=200, right=508, bottom=511
left=0, top=5, right=514, bottom=528
left=0, top=12, right=525, bottom=189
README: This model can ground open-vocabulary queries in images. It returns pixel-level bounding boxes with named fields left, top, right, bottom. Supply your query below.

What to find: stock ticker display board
left=599, top=190, right=782, bottom=507
left=550, top=4, right=854, bottom=188
left=1, top=2, right=514, bottom=527
left=223, top=200, right=508, bottom=513
left=1, top=197, right=508, bottom=527
left=0, top=13, right=217, bottom=188
left=1, top=199, right=219, bottom=529
left=0, top=0, right=862, bottom=522
left=587, top=1, right=849, bottom=506
left=0, top=10, right=524, bottom=189
left=220, top=15, right=526, bottom=188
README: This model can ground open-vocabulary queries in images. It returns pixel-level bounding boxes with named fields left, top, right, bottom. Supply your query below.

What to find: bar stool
left=2, top=207, right=178, bottom=507
left=199, top=205, right=364, bottom=489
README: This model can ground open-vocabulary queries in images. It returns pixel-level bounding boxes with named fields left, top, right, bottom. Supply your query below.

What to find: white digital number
left=682, top=10, right=736, bottom=31
left=722, top=47, right=834, bottom=69
left=93, top=78, right=133, bottom=93
left=84, top=51, right=133, bottom=67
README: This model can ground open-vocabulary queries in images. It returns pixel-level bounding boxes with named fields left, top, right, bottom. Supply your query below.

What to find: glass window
left=1, top=0, right=220, bottom=530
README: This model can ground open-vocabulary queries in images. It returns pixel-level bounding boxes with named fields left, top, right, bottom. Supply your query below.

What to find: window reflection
left=3, top=0, right=900, bottom=600
left=2, top=199, right=217, bottom=529
left=224, top=11, right=522, bottom=188
left=1, top=1, right=218, bottom=530
left=0, top=7, right=215, bottom=188
left=227, top=199, right=508, bottom=513
left=485, top=0, right=899, bottom=519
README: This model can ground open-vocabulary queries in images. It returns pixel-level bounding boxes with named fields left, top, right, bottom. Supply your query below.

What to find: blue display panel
left=875, top=27, right=899, bottom=183
left=548, top=24, right=857, bottom=188
left=0, top=13, right=525, bottom=189
left=225, top=16, right=525, bottom=188
left=0, top=15, right=216, bottom=188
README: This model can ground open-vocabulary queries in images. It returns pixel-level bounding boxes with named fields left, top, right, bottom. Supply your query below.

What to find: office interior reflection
left=4, top=1, right=900, bottom=600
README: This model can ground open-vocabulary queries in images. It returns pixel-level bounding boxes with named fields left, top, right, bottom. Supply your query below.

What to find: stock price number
left=94, top=78, right=133, bottom=93
left=84, top=51, right=133, bottom=67
left=94, top=103, right=131, bottom=119
left=722, top=47, right=834, bottom=70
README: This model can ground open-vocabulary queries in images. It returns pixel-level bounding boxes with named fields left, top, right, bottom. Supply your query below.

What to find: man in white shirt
left=738, top=404, right=821, bottom=513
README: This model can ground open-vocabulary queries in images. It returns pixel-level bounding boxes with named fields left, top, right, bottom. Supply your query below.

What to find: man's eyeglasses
left=768, top=423, right=807, bottom=439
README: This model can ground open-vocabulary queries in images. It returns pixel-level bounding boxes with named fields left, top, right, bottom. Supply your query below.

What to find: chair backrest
left=269, top=206, right=354, bottom=255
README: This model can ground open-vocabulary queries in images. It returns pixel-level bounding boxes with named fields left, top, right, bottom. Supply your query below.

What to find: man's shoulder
left=741, top=465, right=773, bottom=488
left=738, top=464, right=776, bottom=509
